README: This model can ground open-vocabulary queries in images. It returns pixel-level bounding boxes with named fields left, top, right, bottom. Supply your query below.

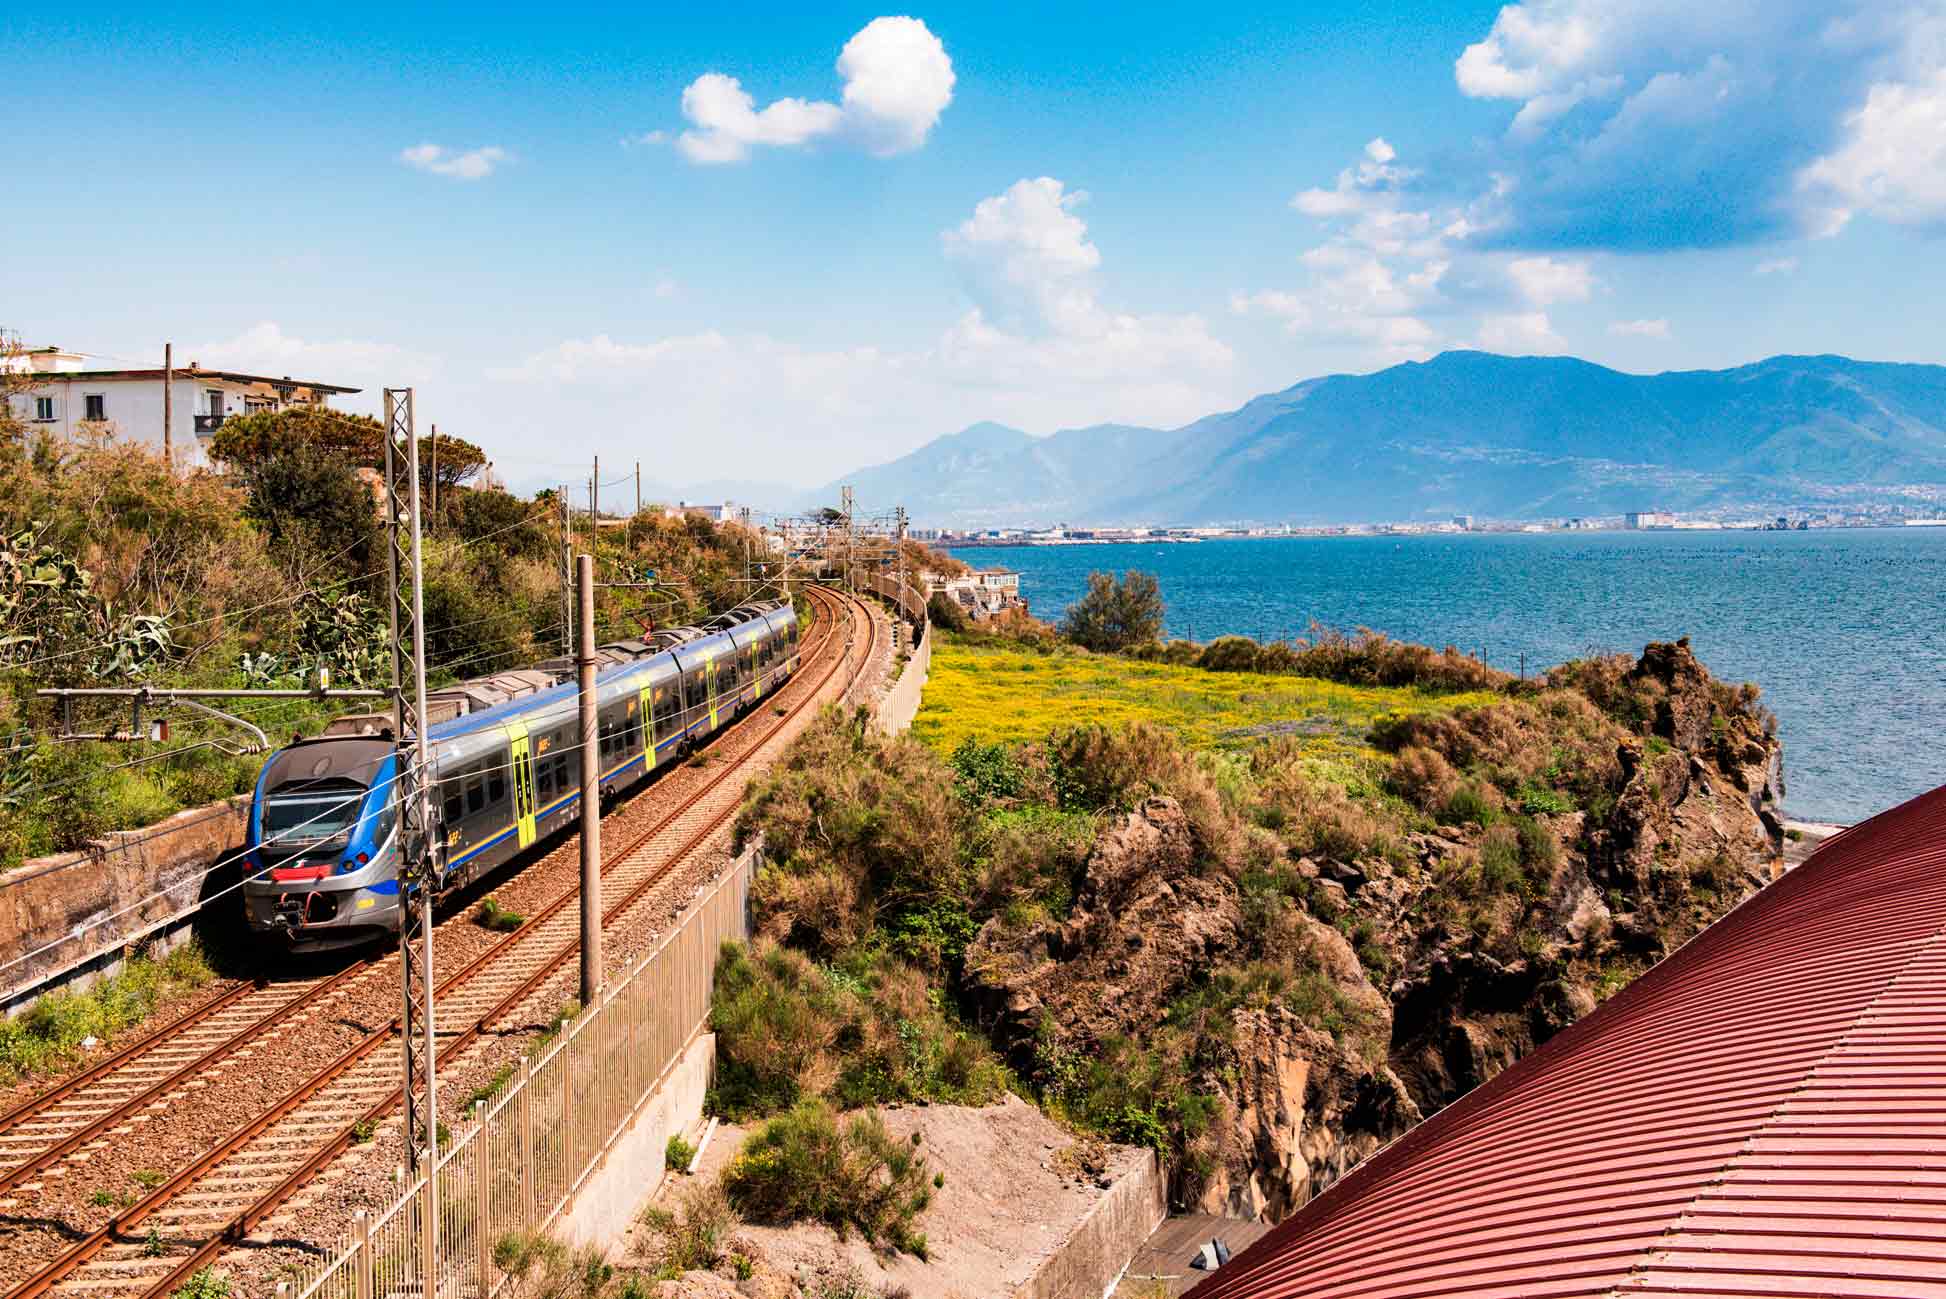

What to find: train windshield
left=261, top=782, right=366, bottom=845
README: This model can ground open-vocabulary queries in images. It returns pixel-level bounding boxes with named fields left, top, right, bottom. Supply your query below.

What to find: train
left=241, top=599, right=802, bottom=952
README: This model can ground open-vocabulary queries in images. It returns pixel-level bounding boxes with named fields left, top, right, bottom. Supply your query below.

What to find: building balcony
left=194, top=414, right=227, bottom=433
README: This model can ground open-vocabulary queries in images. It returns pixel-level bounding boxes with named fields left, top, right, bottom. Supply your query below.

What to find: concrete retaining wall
left=555, top=1031, right=716, bottom=1250
left=1, top=796, right=248, bottom=1015
left=1015, top=1150, right=1168, bottom=1299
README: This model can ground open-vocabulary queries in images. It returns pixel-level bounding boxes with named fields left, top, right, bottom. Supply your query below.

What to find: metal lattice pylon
left=382, top=389, right=439, bottom=1177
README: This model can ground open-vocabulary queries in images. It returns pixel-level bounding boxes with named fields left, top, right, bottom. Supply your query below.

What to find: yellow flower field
left=912, top=636, right=1499, bottom=765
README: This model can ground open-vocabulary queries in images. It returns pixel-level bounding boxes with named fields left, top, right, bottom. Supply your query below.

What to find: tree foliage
left=210, top=407, right=488, bottom=490
left=1061, top=569, right=1164, bottom=653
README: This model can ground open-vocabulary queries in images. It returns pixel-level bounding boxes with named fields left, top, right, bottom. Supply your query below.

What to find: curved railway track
left=1, top=584, right=882, bottom=1299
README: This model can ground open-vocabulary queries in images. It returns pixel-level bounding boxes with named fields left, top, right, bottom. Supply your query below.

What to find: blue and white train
left=241, top=600, right=801, bottom=952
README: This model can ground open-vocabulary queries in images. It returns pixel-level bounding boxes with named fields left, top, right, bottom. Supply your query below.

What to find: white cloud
left=1475, top=311, right=1568, bottom=354
left=482, top=180, right=1235, bottom=488
left=1608, top=318, right=1671, bottom=338
left=837, top=16, right=957, bottom=156
left=1506, top=255, right=1594, bottom=305
left=675, top=16, right=953, bottom=164
left=940, top=177, right=1232, bottom=383
left=189, top=322, right=439, bottom=420
left=1443, top=0, right=1946, bottom=248
left=1799, top=67, right=1946, bottom=235
left=399, top=143, right=509, bottom=180
left=1754, top=257, right=1800, bottom=275
left=654, top=278, right=680, bottom=300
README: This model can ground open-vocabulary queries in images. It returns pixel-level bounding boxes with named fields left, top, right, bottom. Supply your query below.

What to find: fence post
left=475, top=1106, right=492, bottom=1295
left=354, top=1211, right=373, bottom=1299
left=517, top=1057, right=534, bottom=1231
left=419, top=1165, right=440, bottom=1299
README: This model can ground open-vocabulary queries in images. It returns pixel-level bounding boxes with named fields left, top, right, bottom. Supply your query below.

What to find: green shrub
left=665, top=1134, right=696, bottom=1172
left=477, top=897, right=525, bottom=932
left=170, top=1268, right=230, bottom=1299
left=640, top=1183, right=735, bottom=1274
left=721, top=1099, right=933, bottom=1253
left=0, top=943, right=214, bottom=1083
left=1443, top=782, right=1499, bottom=828
left=1478, top=825, right=1524, bottom=894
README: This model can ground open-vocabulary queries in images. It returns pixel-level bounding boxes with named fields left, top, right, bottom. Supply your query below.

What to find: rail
left=272, top=584, right=906, bottom=1299
left=294, top=847, right=757, bottom=1299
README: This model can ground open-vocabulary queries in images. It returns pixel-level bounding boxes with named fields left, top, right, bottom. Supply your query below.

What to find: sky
left=8, top=1, right=1946, bottom=499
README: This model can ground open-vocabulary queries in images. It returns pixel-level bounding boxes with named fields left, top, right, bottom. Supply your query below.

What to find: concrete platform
left=1112, top=1214, right=1272, bottom=1298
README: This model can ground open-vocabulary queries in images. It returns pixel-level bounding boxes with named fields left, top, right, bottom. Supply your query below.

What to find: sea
left=949, top=528, right=1946, bottom=826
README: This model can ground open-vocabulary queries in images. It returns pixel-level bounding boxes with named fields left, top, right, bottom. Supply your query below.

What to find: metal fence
left=294, top=846, right=757, bottom=1299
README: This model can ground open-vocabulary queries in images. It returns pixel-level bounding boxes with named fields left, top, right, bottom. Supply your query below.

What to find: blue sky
left=8, top=1, right=1946, bottom=497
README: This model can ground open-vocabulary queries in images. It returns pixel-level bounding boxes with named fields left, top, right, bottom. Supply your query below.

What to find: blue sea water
left=949, top=529, right=1946, bottom=825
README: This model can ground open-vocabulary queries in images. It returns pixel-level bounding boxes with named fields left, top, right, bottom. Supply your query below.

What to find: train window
left=488, top=762, right=506, bottom=805
left=536, top=759, right=553, bottom=800
left=442, top=782, right=462, bottom=826
left=465, top=768, right=485, bottom=815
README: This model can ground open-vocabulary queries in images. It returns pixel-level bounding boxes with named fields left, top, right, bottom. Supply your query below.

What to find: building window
left=33, top=397, right=54, bottom=422
left=206, top=390, right=224, bottom=418
left=83, top=394, right=105, bottom=421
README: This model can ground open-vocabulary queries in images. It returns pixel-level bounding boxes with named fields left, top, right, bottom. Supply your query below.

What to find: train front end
left=242, top=737, right=404, bottom=952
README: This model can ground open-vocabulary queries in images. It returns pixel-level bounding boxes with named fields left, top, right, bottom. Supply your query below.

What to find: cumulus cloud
left=1608, top=318, right=1671, bottom=337
left=486, top=181, right=1235, bottom=486
left=399, top=143, right=509, bottom=180
left=941, top=177, right=1232, bottom=385
left=1506, top=255, right=1595, bottom=304
left=674, top=16, right=954, bottom=163
left=191, top=322, right=438, bottom=419
left=1236, top=140, right=1599, bottom=360
left=1475, top=312, right=1568, bottom=354
left=1450, top=0, right=1946, bottom=248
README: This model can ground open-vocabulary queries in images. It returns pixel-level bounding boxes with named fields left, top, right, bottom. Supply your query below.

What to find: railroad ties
left=0, top=586, right=881, bottom=1299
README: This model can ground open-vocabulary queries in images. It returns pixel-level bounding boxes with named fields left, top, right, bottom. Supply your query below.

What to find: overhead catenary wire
left=0, top=591, right=835, bottom=977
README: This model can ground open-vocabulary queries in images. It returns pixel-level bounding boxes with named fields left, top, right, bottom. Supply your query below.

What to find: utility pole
left=592, top=455, right=600, bottom=537
left=895, top=505, right=908, bottom=624
left=575, top=553, right=602, bottom=1006
left=429, top=424, right=438, bottom=524
left=840, top=485, right=855, bottom=592
left=161, top=343, right=173, bottom=467
left=381, top=389, right=437, bottom=1195
left=559, top=485, right=574, bottom=659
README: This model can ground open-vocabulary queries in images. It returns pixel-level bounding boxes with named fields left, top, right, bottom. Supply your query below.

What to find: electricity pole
left=592, top=456, right=600, bottom=536
left=382, top=389, right=437, bottom=1191
left=559, top=485, right=574, bottom=660
left=162, top=343, right=173, bottom=467
left=575, top=554, right=602, bottom=1005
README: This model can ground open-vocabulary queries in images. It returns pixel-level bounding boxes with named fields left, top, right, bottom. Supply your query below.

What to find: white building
left=1625, top=510, right=1678, bottom=530
left=5, top=346, right=360, bottom=469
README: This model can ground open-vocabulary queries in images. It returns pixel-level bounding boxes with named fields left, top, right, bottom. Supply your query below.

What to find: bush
left=0, top=942, right=214, bottom=1083
left=1387, top=745, right=1460, bottom=814
left=709, top=941, right=1008, bottom=1120
left=1284, top=625, right=1512, bottom=692
left=169, top=1269, right=231, bottom=1299
left=665, top=1134, right=697, bottom=1172
left=1061, top=571, right=1164, bottom=653
left=721, top=1100, right=933, bottom=1253
left=640, top=1183, right=735, bottom=1275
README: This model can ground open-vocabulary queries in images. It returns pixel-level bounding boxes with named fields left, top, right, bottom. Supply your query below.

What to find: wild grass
left=913, top=635, right=1497, bottom=768
left=0, top=941, right=215, bottom=1083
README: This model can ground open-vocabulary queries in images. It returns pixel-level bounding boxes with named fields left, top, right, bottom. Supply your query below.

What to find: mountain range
left=816, top=352, right=1946, bottom=526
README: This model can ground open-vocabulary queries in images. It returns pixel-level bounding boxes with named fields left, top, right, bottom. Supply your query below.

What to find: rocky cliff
left=964, top=638, right=1784, bottom=1219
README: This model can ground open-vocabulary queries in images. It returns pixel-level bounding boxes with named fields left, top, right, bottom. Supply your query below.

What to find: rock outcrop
left=965, top=639, right=1785, bottom=1222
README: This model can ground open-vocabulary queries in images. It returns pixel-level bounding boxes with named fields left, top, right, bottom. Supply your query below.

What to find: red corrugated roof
left=1188, top=783, right=1946, bottom=1299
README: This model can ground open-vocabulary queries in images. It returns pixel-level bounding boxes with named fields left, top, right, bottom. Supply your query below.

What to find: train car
left=242, top=599, right=800, bottom=952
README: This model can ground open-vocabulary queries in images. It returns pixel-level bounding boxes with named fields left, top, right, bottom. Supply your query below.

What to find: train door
left=505, top=720, right=537, bottom=849
left=707, top=653, right=720, bottom=729
left=750, top=637, right=763, bottom=700
left=638, top=684, right=654, bottom=757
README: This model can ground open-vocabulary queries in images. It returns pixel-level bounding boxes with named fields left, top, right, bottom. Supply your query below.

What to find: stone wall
left=1, top=797, right=248, bottom=1014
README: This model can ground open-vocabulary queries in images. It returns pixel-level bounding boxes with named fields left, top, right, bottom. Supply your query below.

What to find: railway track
left=2, top=585, right=881, bottom=1299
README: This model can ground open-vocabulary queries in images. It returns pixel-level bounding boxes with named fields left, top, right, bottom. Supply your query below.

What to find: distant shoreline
left=944, top=523, right=1946, bottom=550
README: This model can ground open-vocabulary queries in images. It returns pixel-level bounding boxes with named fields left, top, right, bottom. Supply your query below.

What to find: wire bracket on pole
left=383, top=389, right=440, bottom=1194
